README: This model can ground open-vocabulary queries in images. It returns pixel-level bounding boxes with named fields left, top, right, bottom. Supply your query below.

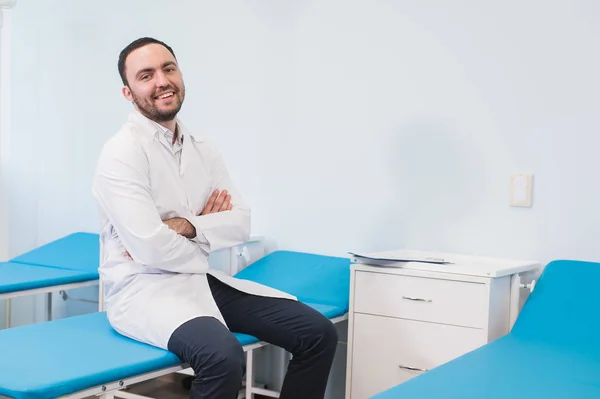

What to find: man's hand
left=201, top=189, right=232, bottom=215
left=125, top=217, right=195, bottom=257
left=164, top=217, right=197, bottom=239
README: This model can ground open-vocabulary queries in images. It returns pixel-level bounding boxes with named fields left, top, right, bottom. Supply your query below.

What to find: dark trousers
left=167, top=274, right=338, bottom=399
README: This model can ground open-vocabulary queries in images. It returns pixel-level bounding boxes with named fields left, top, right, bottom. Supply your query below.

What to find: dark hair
left=118, top=37, right=177, bottom=86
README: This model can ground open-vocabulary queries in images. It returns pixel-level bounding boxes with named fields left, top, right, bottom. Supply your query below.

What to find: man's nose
left=155, top=71, right=169, bottom=87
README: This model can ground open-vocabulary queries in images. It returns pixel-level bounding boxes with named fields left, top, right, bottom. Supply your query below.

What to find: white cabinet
left=345, top=250, right=539, bottom=399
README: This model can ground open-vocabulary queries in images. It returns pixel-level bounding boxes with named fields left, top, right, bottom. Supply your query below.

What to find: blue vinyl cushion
left=10, top=232, right=100, bottom=273
left=0, top=305, right=346, bottom=399
left=304, top=302, right=347, bottom=319
left=0, top=262, right=97, bottom=294
left=234, top=250, right=351, bottom=310
left=370, top=260, right=600, bottom=399
left=0, top=312, right=181, bottom=399
left=0, top=250, right=351, bottom=399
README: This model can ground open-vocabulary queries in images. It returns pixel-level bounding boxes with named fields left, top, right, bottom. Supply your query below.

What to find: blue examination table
left=0, top=232, right=99, bottom=295
left=371, top=259, right=600, bottom=399
left=0, top=233, right=100, bottom=330
left=0, top=249, right=351, bottom=399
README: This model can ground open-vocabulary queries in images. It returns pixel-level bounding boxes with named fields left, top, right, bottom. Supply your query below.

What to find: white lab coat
left=92, top=110, right=296, bottom=350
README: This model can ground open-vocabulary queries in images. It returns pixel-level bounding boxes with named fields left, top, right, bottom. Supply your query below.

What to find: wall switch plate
left=510, top=173, right=533, bottom=207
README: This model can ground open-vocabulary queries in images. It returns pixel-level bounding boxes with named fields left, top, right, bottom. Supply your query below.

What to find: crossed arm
left=163, top=189, right=232, bottom=238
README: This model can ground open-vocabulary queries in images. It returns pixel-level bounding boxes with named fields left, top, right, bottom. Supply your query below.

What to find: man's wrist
left=164, top=217, right=196, bottom=239
left=185, top=218, right=196, bottom=239
left=176, top=217, right=195, bottom=239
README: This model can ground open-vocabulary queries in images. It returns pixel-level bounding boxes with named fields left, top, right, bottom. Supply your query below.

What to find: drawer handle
left=398, top=364, right=429, bottom=372
left=401, top=296, right=432, bottom=302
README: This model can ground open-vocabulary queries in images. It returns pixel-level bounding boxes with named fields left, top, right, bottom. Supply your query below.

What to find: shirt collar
left=128, top=109, right=205, bottom=144
left=150, top=118, right=183, bottom=146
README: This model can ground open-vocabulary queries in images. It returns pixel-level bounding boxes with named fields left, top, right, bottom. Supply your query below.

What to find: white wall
left=259, top=0, right=600, bottom=265
left=7, top=0, right=600, bottom=394
left=12, top=1, right=600, bottom=264
left=0, top=5, right=13, bottom=263
left=0, top=3, right=14, bottom=330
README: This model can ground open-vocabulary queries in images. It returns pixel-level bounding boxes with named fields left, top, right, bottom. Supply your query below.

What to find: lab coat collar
left=127, top=109, right=207, bottom=177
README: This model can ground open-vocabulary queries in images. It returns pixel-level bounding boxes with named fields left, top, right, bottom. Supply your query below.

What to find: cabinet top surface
left=350, top=249, right=540, bottom=278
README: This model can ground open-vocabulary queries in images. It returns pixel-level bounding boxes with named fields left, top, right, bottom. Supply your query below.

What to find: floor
left=123, top=373, right=191, bottom=398
left=82, top=374, right=189, bottom=399
left=89, top=374, right=269, bottom=399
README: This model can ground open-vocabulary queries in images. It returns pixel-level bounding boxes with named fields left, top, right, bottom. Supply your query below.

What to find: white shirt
left=152, top=120, right=183, bottom=167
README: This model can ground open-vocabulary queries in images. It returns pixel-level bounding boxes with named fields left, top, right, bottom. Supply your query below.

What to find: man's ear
left=122, top=85, right=133, bottom=102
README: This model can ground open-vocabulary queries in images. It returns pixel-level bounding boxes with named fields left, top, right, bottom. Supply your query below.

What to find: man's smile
left=155, top=91, right=175, bottom=101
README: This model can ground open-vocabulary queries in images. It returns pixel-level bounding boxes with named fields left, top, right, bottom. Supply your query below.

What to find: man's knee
left=195, top=337, right=245, bottom=379
left=168, top=317, right=245, bottom=379
left=304, top=314, right=339, bottom=355
left=320, top=318, right=339, bottom=352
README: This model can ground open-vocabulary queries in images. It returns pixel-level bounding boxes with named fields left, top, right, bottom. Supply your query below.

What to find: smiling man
left=92, top=37, right=338, bottom=399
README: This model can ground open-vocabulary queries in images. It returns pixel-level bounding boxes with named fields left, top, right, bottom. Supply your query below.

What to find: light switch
left=510, top=173, right=533, bottom=207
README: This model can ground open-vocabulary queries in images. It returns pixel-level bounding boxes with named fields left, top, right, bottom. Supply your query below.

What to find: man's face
left=122, top=43, right=185, bottom=122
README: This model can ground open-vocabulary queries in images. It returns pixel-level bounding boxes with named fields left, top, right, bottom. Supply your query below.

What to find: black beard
left=132, top=89, right=184, bottom=122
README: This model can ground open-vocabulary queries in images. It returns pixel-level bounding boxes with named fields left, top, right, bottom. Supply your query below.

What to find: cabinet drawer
left=353, top=270, right=488, bottom=328
left=350, top=313, right=485, bottom=399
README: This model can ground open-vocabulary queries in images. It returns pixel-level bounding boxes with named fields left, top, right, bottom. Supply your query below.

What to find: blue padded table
left=370, top=260, right=600, bottom=399
left=9, top=232, right=99, bottom=273
left=0, top=249, right=351, bottom=399
left=0, top=311, right=262, bottom=399
left=0, top=302, right=344, bottom=399
left=234, top=250, right=351, bottom=312
left=0, top=262, right=97, bottom=295
left=1, top=232, right=100, bottom=328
